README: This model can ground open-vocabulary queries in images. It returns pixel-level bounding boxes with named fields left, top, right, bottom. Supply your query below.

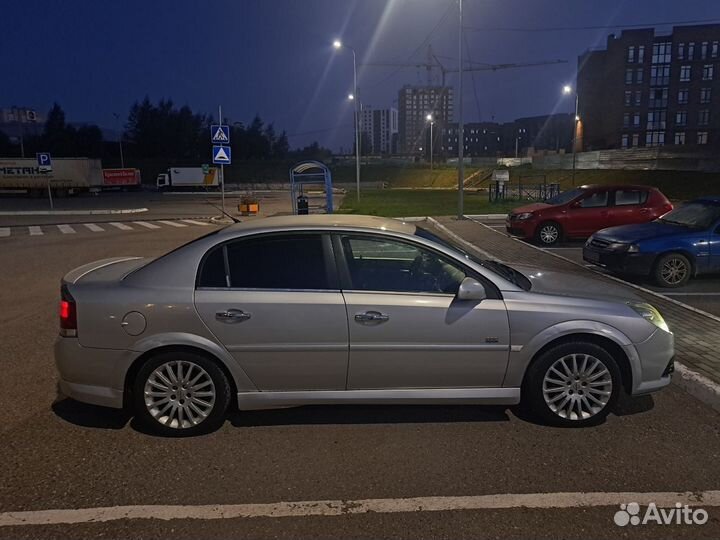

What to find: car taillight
left=60, top=285, right=77, bottom=337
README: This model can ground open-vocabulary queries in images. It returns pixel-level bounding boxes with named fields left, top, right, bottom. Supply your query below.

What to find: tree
left=273, top=130, right=289, bottom=159
left=0, top=129, right=14, bottom=156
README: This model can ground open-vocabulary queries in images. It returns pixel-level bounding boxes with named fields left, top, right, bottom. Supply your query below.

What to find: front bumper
left=55, top=337, right=137, bottom=409
left=583, top=246, right=656, bottom=276
left=627, top=327, right=674, bottom=395
left=505, top=217, right=537, bottom=238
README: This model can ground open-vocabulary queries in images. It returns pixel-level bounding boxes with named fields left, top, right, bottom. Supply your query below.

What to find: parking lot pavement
left=432, top=216, right=720, bottom=387
left=1, top=222, right=720, bottom=539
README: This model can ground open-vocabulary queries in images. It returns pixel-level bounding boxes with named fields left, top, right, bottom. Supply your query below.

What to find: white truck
left=0, top=158, right=141, bottom=196
left=156, top=167, right=219, bottom=189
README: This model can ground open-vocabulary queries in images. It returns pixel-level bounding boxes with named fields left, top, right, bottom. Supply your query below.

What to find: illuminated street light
left=333, top=38, right=360, bottom=201
left=426, top=114, right=435, bottom=171
left=562, top=84, right=580, bottom=186
left=562, top=84, right=572, bottom=95
left=333, top=39, right=342, bottom=49
left=348, top=93, right=355, bottom=101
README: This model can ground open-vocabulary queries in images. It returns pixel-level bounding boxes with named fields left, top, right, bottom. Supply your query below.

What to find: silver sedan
left=55, top=215, right=674, bottom=436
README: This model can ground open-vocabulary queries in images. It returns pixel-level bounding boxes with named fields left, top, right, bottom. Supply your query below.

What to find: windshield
left=546, top=188, right=586, bottom=206
left=415, top=227, right=531, bottom=290
left=657, top=202, right=720, bottom=229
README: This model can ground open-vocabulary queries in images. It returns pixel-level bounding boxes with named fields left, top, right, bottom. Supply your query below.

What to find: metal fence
left=488, top=178, right=560, bottom=203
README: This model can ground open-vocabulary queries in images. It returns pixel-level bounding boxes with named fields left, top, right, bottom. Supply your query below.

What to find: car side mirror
left=457, top=277, right=487, bottom=301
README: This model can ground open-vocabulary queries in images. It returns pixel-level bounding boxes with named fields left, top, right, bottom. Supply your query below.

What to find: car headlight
left=627, top=243, right=640, bottom=253
left=629, top=302, right=670, bottom=333
left=514, top=212, right=534, bottom=220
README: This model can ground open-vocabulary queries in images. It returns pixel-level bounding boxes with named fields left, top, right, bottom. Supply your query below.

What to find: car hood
left=593, top=221, right=687, bottom=243
left=510, top=202, right=552, bottom=215
left=511, top=263, right=642, bottom=303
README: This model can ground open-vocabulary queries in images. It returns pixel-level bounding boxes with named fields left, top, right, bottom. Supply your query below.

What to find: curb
left=0, top=208, right=148, bottom=216
left=433, top=215, right=720, bottom=413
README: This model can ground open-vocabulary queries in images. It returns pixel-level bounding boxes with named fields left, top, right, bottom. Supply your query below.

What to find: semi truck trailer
left=156, top=167, right=218, bottom=189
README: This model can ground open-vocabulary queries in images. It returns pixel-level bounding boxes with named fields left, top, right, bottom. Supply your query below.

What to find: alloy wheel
left=539, top=225, right=559, bottom=244
left=542, top=353, right=613, bottom=421
left=660, top=257, right=688, bottom=285
left=143, top=360, right=216, bottom=429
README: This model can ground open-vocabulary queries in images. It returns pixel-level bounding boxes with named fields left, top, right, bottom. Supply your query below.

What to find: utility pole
left=113, top=113, right=125, bottom=168
left=219, top=105, right=226, bottom=217
left=457, top=0, right=464, bottom=219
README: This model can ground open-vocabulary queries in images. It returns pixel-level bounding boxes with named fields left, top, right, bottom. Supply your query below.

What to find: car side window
left=198, top=234, right=334, bottom=290
left=340, top=235, right=467, bottom=294
left=579, top=191, right=609, bottom=208
left=615, top=189, right=648, bottom=206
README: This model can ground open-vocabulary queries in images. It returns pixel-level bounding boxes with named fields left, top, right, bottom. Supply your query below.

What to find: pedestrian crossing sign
left=210, top=124, right=230, bottom=144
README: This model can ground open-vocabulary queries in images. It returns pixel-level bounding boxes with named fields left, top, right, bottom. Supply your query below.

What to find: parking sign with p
left=36, top=152, right=52, bottom=172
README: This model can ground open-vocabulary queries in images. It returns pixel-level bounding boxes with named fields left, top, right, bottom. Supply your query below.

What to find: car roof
left=578, top=184, right=656, bottom=190
left=216, top=214, right=417, bottom=237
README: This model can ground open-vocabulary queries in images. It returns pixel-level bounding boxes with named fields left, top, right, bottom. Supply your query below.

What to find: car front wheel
left=654, top=252, right=691, bottom=288
left=523, top=341, right=621, bottom=427
left=133, top=351, right=230, bottom=437
left=535, top=222, right=561, bottom=246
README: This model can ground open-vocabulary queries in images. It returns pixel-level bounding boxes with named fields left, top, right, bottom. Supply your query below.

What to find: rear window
left=615, top=189, right=648, bottom=206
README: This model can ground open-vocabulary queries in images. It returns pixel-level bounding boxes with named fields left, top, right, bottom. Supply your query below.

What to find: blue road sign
left=212, top=145, right=231, bottom=165
left=210, top=124, right=230, bottom=144
left=36, top=152, right=52, bottom=169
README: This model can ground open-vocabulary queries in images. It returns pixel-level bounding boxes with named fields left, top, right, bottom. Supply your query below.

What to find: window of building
left=680, top=65, right=691, bottom=82
left=627, top=46, right=635, bottom=63
left=700, top=87, right=712, bottom=104
left=650, top=65, right=670, bottom=86
left=651, top=41, right=672, bottom=64
left=636, top=68, right=644, bottom=83
left=678, top=88, right=689, bottom=104
left=623, top=112, right=630, bottom=127
left=624, top=90, right=632, bottom=106
left=648, top=87, right=668, bottom=108
left=676, top=110, right=687, bottom=126
left=633, top=113, right=641, bottom=127
left=646, top=131, right=665, bottom=147
left=647, top=110, right=666, bottom=130
left=625, top=68, right=633, bottom=84
left=698, top=131, right=708, bottom=144
left=621, top=134, right=629, bottom=148
left=632, top=133, right=640, bottom=147
left=678, top=42, right=685, bottom=60
left=634, top=90, right=642, bottom=106
left=703, top=64, right=714, bottom=80
left=714, top=41, right=719, bottom=58
left=674, top=132, right=686, bottom=145
left=699, top=109, right=710, bottom=125
left=638, top=45, right=645, bottom=63
left=689, top=42, right=695, bottom=59
left=702, top=42, right=708, bottom=60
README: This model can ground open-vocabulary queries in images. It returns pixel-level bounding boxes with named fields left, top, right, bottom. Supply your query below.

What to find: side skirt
left=237, top=388, right=520, bottom=411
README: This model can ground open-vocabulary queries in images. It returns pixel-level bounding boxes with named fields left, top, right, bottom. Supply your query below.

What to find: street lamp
left=563, top=84, right=580, bottom=186
left=333, top=38, right=361, bottom=201
left=457, top=0, right=464, bottom=218
left=426, top=114, right=435, bottom=171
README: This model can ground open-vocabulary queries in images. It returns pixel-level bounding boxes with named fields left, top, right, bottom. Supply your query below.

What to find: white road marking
left=108, top=222, right=133, bottom=231
left=83, top=223, right=104, bottom=232
left=28, top=226, right=43, bottom=236
left=158, top=220, right=187, bottom=228
left=180, top=219, right=209, bottom=226
left=662, top=292, right=720, bottom=296
left=1, top=491, right=718, bottom=527
left=0, top=228, right=9, bottom=237
left=133, top=221, right=161, bottom=229
left=57, top=224, right=76, bottom=234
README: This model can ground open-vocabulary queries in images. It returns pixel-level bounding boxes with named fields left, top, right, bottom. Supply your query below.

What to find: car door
left=194, top=233, right=349, bottom=391
left=710, top=220, right=720, bottom=273
left=609, top=188, right=651, bottom=227
left=565, top=189, right=611, bottom=236
left=335, top=233, right=510, bottom=390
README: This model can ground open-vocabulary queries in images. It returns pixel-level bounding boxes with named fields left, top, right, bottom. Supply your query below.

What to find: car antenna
left=205, top=199, right=241, bottom=223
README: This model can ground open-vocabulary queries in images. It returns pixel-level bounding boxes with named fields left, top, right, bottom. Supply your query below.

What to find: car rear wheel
left=133, top=351, right=230, bottom=437
left=653, top=253, right=691, bottom=288
left=523, top=341, right=621, bottom=427
left=535, top=222, right=561, bottom=246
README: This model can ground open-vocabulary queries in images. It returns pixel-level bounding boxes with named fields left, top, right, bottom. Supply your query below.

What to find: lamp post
left=334, top=39, right=361, bottom=201
left=563, top=85, right=580, bottom=186
left=112, top=112, right=125, bottom=168
left=457, top=0, right=464, bottom=218
left=426, top=114, right=434, bottom=170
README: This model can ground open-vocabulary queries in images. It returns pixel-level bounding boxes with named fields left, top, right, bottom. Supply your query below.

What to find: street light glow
left=426, top=113, right=433, bottom=122
left=563, top=85, right=573, bottom=95
left=347, top=93, right=355, bottom=101
left=575, top=115, right=581, bottom=121
left=333, top=39, right=342, bottom=49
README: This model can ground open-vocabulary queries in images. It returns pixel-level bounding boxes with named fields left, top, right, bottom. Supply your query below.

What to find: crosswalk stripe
left=180, top=219, right=209, bottom=226
left=29, top=226, right=43, bottom=236
left=57, top=224, right=76, bottom=234
left=84, top=223, right=104, bottom=232
left=133, top=221, right=161, bottom=229
left=108, top=222, right=133, bottom=231
left=158, top=220, right=187, bottom=228
left=0, top=228, right=9, bottom=237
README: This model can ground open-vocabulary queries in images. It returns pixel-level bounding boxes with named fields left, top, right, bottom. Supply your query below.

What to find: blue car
left=583, top=197, right=720, bottom=288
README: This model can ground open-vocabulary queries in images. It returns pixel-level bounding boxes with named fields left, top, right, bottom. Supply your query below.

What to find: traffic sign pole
left=219, top=105, right=225, bottom=218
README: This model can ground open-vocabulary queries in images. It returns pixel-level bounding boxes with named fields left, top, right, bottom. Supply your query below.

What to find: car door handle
left=355, top=311, right=390, bottom=323
left=215, top=309, right=252, bottom=323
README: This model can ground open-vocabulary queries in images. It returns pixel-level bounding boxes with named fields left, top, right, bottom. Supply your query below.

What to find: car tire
left=522, top=341, right=621, bottom=427
left=535, top=221, right=562, bottom=246
left=133, top=351, right=231, bottom=437
left=653, top=252, right=691, bottom=288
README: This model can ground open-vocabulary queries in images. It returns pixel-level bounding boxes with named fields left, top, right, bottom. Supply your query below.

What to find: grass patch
left=338, top=189, right=517, bottom=217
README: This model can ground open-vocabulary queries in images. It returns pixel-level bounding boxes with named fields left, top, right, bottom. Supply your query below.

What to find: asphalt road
left=1, top=223, right=720, bottom=538
left=481, top=219, right=720, bottom=318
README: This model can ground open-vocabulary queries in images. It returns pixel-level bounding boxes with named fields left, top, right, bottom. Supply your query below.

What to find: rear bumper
left=583, top=246, right=656, bottom=276
left=55, top=337, right=137, bottom=409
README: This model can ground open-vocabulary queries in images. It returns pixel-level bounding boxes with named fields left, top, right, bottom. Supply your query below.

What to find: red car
left=506, top=184, right=673, bottom=246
